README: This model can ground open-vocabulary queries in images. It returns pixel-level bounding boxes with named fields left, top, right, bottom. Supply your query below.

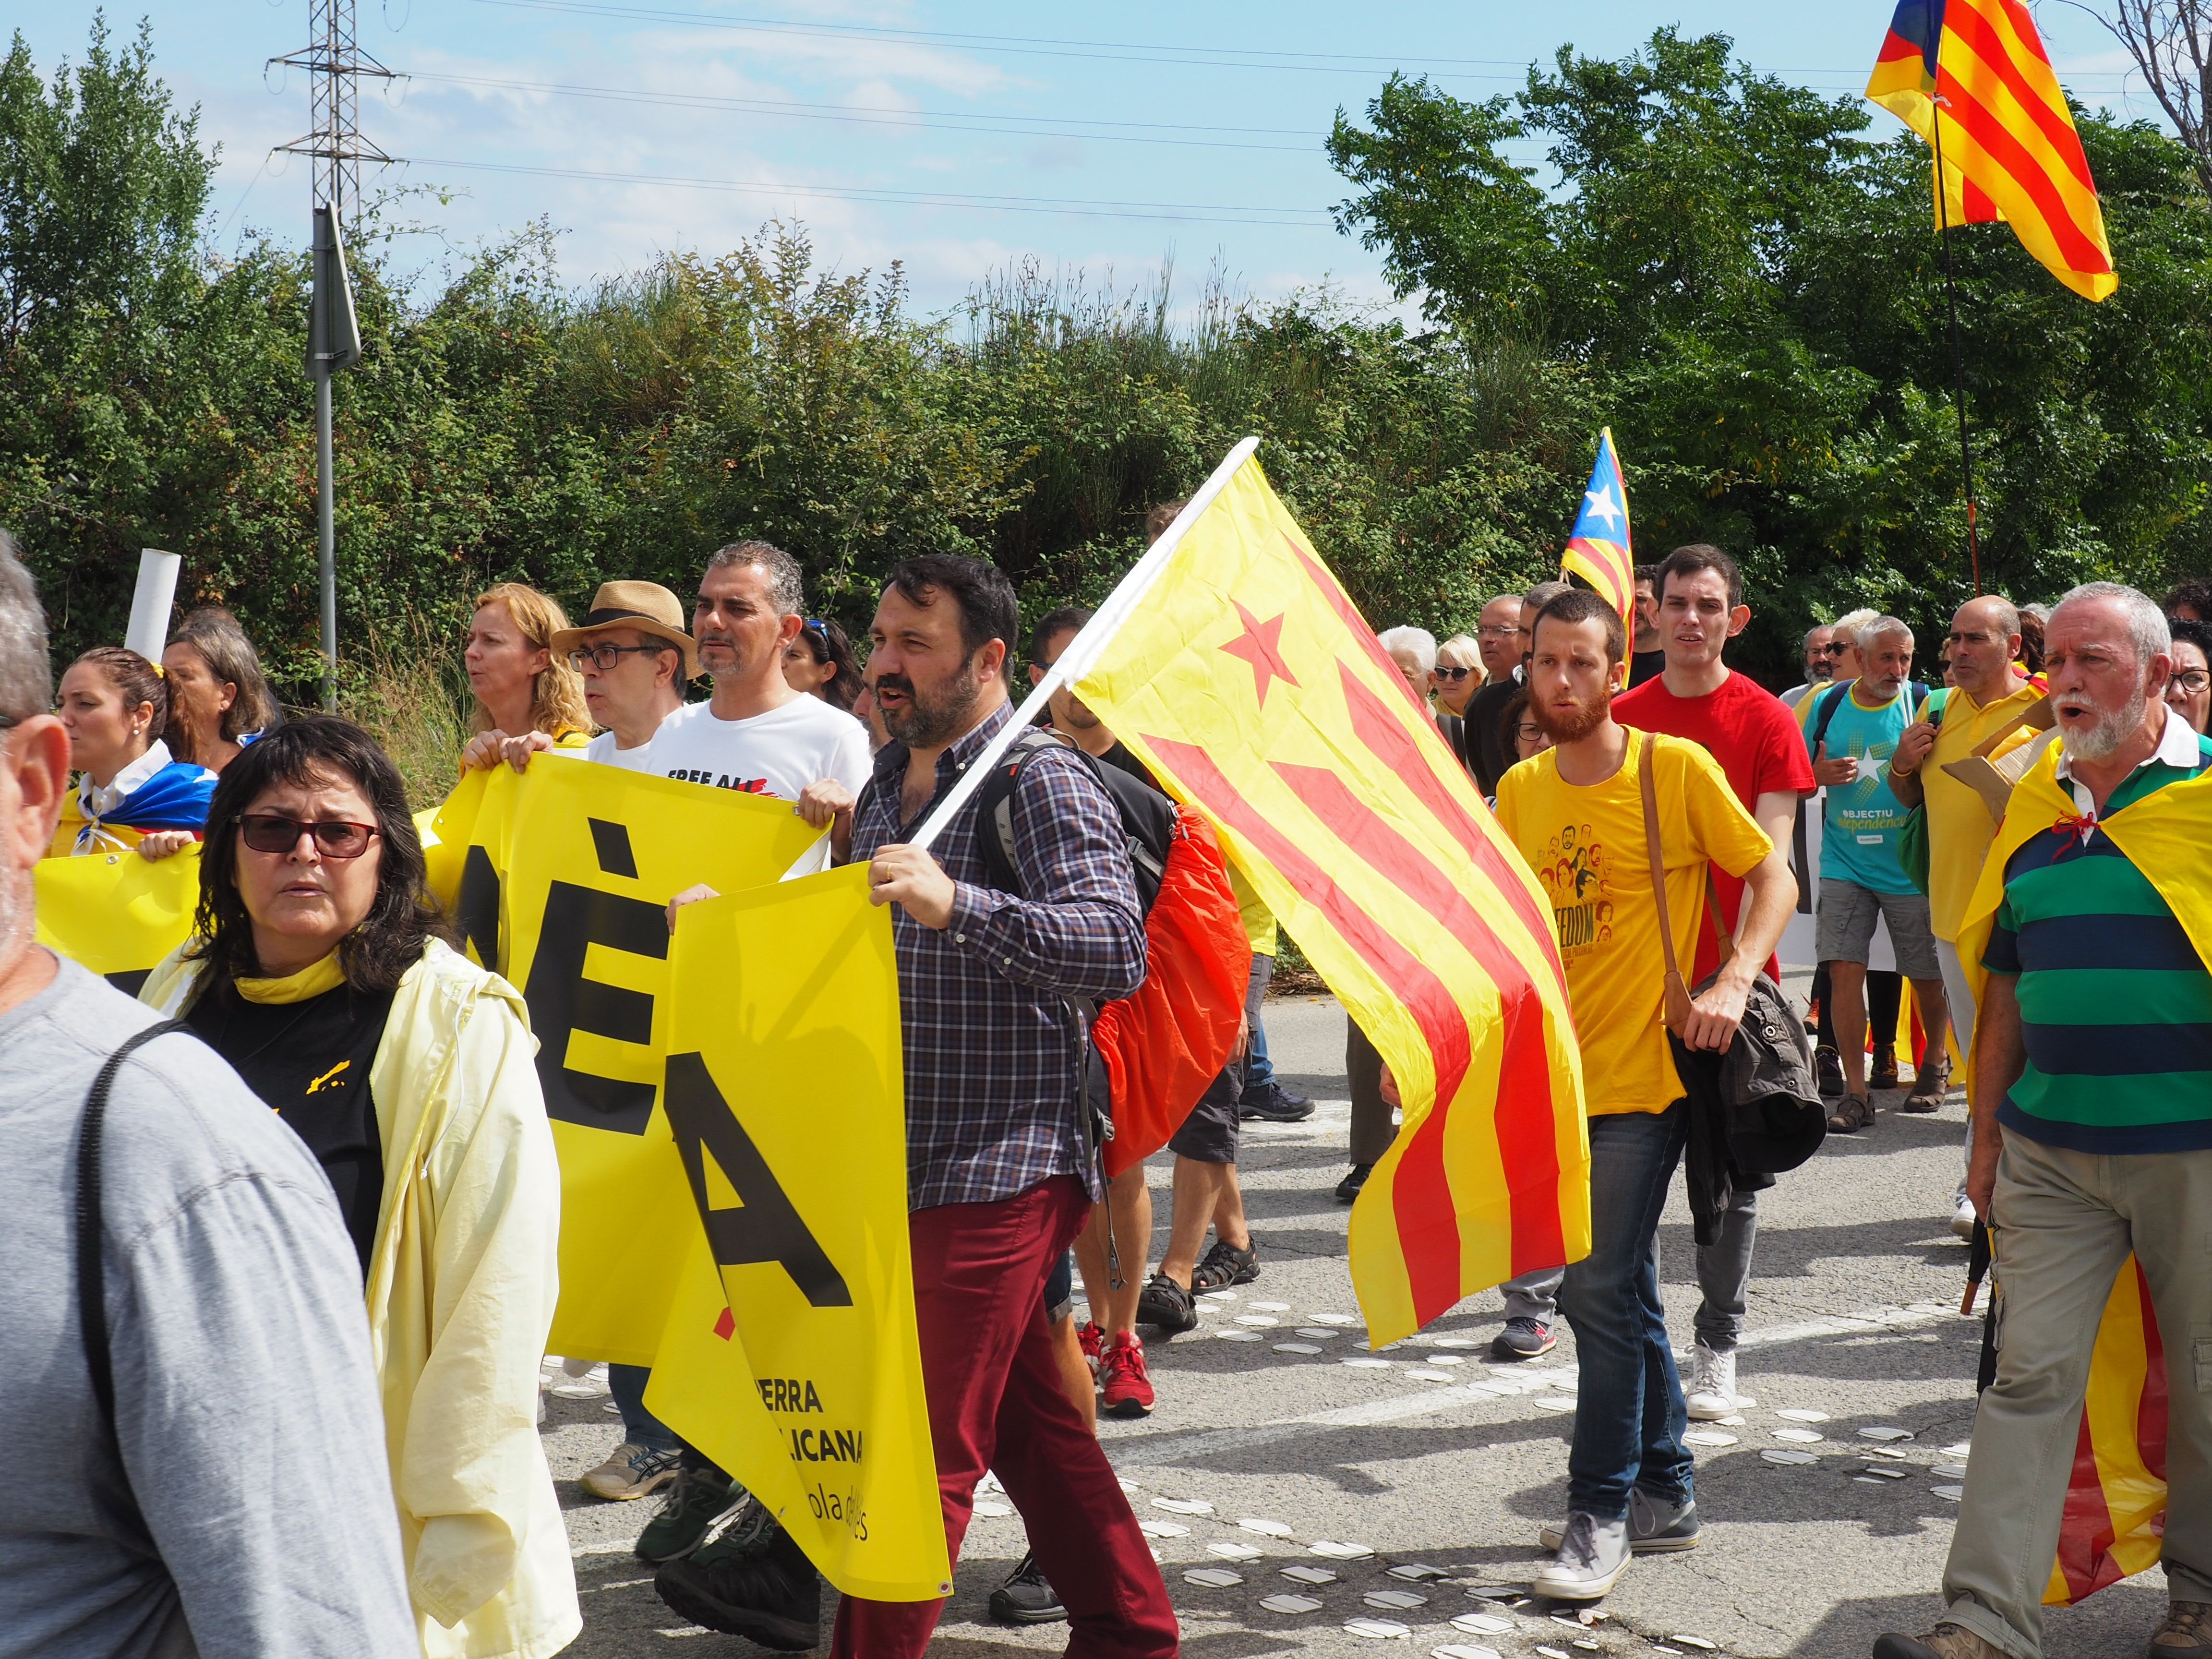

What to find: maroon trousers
left=830, top=1174, right=1178, bottom=1657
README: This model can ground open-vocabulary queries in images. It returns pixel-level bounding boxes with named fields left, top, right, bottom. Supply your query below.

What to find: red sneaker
left=1098, top=1333, right=1154, bottom=1418
left=1077, top=1320, right=1106, bottom=1376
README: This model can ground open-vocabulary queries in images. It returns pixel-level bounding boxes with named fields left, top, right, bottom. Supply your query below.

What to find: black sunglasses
left=1436, top=664, right=1475, bottom=681
left=237, top=814, right=381, bottom=859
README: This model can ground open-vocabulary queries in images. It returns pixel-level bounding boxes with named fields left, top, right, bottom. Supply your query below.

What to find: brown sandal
left=1827, top=1094, right=1874, bottom=1134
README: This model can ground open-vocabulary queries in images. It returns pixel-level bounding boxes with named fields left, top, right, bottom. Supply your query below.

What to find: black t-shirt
left=1098, top=740, right=1161, bottom=793
left=1464, top=675, right=1523, bottom=800
left=1629, top=648, right=1666, bottom=687
left=186, top=977, right=397, bottom=1274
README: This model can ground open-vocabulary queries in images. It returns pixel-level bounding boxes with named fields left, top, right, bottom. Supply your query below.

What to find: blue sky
left=23, top=2, right=2151, bottom=313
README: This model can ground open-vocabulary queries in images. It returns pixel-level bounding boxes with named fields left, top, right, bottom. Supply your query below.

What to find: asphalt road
left=545, top=990, right=2172, bottom=1659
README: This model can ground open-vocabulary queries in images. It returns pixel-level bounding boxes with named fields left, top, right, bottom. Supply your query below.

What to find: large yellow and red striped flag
left=1068, top=443, right=1591, bottom=1345
left=1866, top=0, right=2116, bottom=300
left=1560, top=428, right=1634, bottom=629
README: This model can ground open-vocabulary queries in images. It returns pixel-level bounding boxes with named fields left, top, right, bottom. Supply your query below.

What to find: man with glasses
left=1464, top=582, right=1571, bottom=801
left=1887, top=597, right=2042, bottom=1235
left=554, top=581, right=698, bottom=771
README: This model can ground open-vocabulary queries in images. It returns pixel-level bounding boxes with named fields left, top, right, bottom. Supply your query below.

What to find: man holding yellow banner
left=670, top=553, right=1177, bottom=1656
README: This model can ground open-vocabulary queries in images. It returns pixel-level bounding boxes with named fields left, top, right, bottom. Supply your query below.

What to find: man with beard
left=1494, top=587, right=1795, bottom=1600
left=1876, top=584, right=2212, bottom=1659
left=1613, top=544, right=1815, bottom=1419
left=699, top=554, right=1175, bottom=1657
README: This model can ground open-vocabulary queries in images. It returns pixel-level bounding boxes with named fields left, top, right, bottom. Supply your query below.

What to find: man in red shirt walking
left=1611, top=543, right=1815, bottom=1422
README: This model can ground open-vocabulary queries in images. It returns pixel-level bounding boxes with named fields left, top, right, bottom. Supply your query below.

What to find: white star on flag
left=1581, top=483, right=1623, bottom=532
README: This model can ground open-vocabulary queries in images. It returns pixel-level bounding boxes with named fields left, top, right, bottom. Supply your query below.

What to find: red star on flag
left=1220, top=602, right=1299, bottom=710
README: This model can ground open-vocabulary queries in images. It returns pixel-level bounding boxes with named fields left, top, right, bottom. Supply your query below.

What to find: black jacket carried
left=1667, top=971, right=1825, bottom=1247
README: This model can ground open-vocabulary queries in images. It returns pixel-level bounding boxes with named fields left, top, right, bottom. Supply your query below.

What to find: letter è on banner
left=422, top=760, right=825, bottom=1362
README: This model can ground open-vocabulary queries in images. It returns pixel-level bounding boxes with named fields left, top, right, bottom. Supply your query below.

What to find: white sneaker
left=1951, top=1194, right=1979, bottom=1240
left=1684, top=1343, right=1737, bottom=1421
left=1531, top=1510, right=1631, bottom=1600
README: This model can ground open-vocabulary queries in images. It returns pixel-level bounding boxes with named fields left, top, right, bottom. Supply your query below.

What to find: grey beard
left=2059, top=702, right=2138, bottom=763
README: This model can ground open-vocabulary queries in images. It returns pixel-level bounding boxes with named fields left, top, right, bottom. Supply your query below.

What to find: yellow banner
left=645, top=868, right=947, bottom=1602
left=428, top=758, right=825, bottom=1361
left=35, top=846, right=202, bottom=991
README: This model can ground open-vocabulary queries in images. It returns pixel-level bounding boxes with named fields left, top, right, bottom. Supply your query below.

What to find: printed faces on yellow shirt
left=1921, top=680, right=2043, bottom=943
left=1495, top=733, right=1772, bottom=1117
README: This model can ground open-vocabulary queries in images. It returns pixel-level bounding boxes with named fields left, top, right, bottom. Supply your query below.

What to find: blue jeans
left=1245, top=969, right=1275, bottom=1090
left=1559, top=1105, right=1693, bottom=1522
left=608, top=1363, right=681, bottom=1454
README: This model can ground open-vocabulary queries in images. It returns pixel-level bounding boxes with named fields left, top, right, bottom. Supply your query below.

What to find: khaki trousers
left=1942, top=1130, right=2212, bottom=1658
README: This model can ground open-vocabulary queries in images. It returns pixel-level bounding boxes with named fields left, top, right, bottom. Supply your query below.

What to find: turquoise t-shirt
left=1800, top=680, right=1929, bottom=895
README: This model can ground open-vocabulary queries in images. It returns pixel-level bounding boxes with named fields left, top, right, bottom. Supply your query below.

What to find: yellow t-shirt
left=1921, top=678, right=2042, bottom=942
left=1495, top=733, right=1773, bottom=1117
left=1227, top=863, right=1277, bottom=958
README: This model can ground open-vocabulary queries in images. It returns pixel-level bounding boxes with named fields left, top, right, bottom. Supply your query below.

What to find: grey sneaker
left=1542, top=1487, right=1700, bottom=1555
left=1491, top=1316, right=1556, bottom=1360
left=1531, top=1510, right=1632, bottom=1600
left=582, top=1441, right=682, bottom=1502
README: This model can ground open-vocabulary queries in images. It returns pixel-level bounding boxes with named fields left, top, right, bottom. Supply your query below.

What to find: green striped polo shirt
left=1983, top=728, right=2212, bottom=1154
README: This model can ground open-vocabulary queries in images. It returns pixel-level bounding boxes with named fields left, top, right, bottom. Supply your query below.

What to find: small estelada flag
left=1560, top=428, right=1634, bottom=631
left=1070, top=445, right=1591, bottom=1345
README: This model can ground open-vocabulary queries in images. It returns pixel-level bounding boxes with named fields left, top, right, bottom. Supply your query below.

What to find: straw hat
left=551, top=580, right=699, bottom=680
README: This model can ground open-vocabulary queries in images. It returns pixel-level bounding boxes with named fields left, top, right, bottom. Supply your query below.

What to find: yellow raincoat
left=143, top=938, right=581, bottom=1659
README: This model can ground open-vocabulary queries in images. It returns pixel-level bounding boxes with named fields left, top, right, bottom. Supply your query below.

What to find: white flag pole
left=908, top=434, right=1261, bottom=854
left=124, top=549, right=182, bottom=665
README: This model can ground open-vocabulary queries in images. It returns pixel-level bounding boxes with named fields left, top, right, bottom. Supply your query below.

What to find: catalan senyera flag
left=1073, top=450, right=1589, bottom=1346
left=645, top=869, right=947, bottom=1602
left=1866, top=0, right=2116, bottom=301
left=1955, top=740, right=2207, bottom=1603
left=1560, top=429, right=1634, bottom=630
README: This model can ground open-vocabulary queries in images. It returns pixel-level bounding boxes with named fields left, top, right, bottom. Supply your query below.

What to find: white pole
left=909, top=434, right=1260, bottom=853
left=124, top=549, right=182, bottom=665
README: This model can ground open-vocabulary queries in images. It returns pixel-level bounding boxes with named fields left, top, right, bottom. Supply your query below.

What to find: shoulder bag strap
left=78, top=1021, right=189, bottom=1438
left=1640, top=733, right=1695, bottom=1031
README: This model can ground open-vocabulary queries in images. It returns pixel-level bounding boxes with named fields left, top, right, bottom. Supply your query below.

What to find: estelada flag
left=1070, top=444, right=1590, bottom=1345
left=645, top=868, right=947, bottom=1602
left=1954, top=739, right=2211, bottom=1603
left=1560, top=429, right=1634, bottom=630
left=1866, top=0, right=2116, bottom=300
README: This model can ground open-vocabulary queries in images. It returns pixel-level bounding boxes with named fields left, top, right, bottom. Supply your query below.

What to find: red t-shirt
left=1613, top=669, right=1815, bottom=981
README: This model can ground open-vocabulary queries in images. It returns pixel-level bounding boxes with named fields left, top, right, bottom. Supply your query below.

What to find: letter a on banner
left=421, top=759, right=825, bottom=1362
left=645, top=867, right=947, bottom=1603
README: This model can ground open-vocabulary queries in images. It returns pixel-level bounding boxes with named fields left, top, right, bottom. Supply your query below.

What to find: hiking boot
left=1077, top=1319, right=1106, bottom=1376
left=1491, top=1317, right=1557, bottom=1360
left=1684, top=1343, right=1738, bottom=1420
left=1136, top=1272, right=1197, bottom=1335
left=1903, top=1058, right=1951, bottom=1112
left=988, top=1550, right=1068, bottom=1626
left=1531, top=1510, right=1631, bottom=1600
left=1239, top=1081, right=1315, bottom=1122
left=653, top=1524, right=820, bottom=1651
left=635, top=1464, right=743, bottom=1564
left=581, top=1441, right=682, bottom=1502
left=2152, top=1602, right=2212, bottom=1659
left=1335, top=1162, right=1374, bottom=1204
left=1815, top=1045, right=1846, bottom=1098
left=1871, top=1046, right=1901, bottom=1091
left=1827, top=1094, right=1874, bottom=1134
left=1098, top=1332, right=1155, bottom=1418
left=1192, top=1237, right=1260, bottom=1291
left=1541, top=1486, right=1700, bottom=1555
left=1872, top=1623, right=2012, bottom=1659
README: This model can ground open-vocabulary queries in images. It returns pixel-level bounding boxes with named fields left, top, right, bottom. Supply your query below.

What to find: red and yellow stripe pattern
left=1074, top=454, right=1590, bottom=1345
left=1560, top=428, right=1635, bottom=629
left=2045, top=1257, right=2167, bottom=1604
left=1866, top=0, right=2116, bottom=301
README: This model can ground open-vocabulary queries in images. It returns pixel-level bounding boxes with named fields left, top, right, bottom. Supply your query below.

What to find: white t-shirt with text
left=644, top=694, right=872, bottom=875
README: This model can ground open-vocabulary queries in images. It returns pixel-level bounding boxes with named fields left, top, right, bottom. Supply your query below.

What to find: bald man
left=1887, top=595, right=2044, bottom=1235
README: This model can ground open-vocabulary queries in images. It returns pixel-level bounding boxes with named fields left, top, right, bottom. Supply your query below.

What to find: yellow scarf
left=236, top=950, right=348, bottom=1005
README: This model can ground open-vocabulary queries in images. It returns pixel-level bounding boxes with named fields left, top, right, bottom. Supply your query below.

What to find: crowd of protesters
left=2, top=510, right=2209, bottom=1659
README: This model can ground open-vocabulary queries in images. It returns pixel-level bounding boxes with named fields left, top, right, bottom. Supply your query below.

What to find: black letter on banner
left=522, top=817, right=671, bottom=1133
left=663, top=1050, right=853, bottom=1307
left=454, top=845, right=502, bottom=970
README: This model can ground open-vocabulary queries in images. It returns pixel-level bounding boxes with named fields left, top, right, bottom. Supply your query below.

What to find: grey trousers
left=1346, top=1019, right=1395, bottom=1166
left=1942, top=1131, right=2212, bottom=1659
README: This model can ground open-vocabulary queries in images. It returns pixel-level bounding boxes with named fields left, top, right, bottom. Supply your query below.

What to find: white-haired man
left=1800, top=615, right=1950, bottom=1130
left=1876, top=582, right=2212, bottom=1659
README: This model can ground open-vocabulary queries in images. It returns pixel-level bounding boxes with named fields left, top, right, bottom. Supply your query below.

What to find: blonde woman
left=1435, top=633, right=1483, bottom=716
left=461, top=584, right=590, bottom=770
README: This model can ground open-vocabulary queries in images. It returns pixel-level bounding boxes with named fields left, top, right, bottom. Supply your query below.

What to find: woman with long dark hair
left=140, top=716, right=578, bottom=1659
left=780, top=616, right=863, bottom=712
left=49, top=646, right=216, bottom=857
left=163, top=606, right=280, bottom=773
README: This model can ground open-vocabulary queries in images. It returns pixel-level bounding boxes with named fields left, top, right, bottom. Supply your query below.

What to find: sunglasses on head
left=236, top=814, right=381, bottom=859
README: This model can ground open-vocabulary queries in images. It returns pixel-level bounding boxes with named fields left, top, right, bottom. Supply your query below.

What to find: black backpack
left=973, top=729, right=1177, bottom=911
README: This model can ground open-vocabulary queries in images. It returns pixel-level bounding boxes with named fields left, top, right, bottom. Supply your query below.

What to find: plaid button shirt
left=849, top=701, right=1146, bottom=1212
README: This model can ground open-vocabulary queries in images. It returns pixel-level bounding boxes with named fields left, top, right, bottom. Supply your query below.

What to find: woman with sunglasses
left=779, top=615, right=863, bottom=713
left=140, top=716, right=579, bottom=1659
left=48, top=646, right=217, bottom=859
left=1433, top=633, right=1483, bottom=716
